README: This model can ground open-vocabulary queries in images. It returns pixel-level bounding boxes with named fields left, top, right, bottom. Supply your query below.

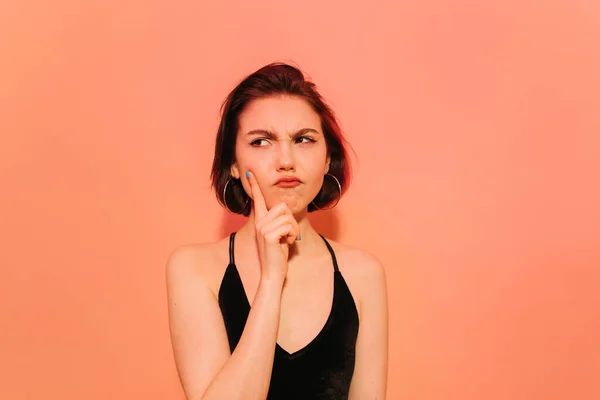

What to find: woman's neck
left=235, top=209, right=322, bottom=259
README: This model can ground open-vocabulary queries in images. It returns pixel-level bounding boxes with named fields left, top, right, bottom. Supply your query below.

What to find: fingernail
left=297, top=233, right=302, bottom=241
left=245, top=171, right=250, bottom=178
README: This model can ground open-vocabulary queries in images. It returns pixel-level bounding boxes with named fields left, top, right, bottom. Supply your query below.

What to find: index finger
left=246, top=171, right=267, bottom=218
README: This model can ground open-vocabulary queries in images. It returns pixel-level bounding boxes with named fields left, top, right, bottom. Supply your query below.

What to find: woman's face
left=231, top=95, right=330, bottom=214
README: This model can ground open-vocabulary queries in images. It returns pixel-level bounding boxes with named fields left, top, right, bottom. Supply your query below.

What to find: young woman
left=166, top=62, right=388, bottom=399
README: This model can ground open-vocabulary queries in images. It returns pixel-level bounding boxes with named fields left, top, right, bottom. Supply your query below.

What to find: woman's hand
left=246, top=171, right=299, bottom=283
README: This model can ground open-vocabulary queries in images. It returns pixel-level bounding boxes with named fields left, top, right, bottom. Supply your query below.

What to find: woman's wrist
left=258, top=273, right=285, bottom=292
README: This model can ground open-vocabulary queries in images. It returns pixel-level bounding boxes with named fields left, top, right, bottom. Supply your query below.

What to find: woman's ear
left=230, top=164, right=239, bottom=179
left=324, top=156, right=331, bottom=174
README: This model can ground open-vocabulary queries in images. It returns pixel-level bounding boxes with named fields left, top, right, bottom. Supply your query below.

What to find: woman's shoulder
left=320, top=237, right=387, bottom=301
left=165, top=237, right=231, bottom=294
left=321, top=237, right=385, bottom=275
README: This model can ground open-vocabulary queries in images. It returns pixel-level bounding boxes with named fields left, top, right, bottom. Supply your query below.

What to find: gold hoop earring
left=223, top=177, right=249, bottom=214
left=311, top=173, right=341, bottom=211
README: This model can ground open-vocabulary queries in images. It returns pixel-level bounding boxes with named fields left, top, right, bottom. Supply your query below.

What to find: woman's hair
left=210, top=62, right=353, bottom=216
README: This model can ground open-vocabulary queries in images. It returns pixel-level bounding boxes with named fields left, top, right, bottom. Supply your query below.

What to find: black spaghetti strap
left=319, top=234, right=339, bottom=272
left=228, top=231, right=237, bottom=265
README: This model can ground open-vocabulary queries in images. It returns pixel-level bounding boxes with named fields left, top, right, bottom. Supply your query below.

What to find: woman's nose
left=276, top=145, right=295, bottom=171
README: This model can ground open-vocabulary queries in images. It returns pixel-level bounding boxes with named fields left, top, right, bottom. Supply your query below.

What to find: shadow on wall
left=218, top=208, right=341, bottom=240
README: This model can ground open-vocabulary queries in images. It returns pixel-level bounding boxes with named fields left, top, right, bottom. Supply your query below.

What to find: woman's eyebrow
left=245, top=128, right=321, bottom=138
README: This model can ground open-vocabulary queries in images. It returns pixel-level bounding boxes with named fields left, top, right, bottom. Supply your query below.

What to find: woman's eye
left=250, top=139, right=268, bottom=146
left=296, top=137, right=315, bottom=144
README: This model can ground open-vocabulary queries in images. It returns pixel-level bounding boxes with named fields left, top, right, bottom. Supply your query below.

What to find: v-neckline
left=229, top=262, right=338, bottom=359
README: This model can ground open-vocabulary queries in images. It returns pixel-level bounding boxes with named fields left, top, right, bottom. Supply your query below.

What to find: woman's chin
left=266, top=197, right=305, bottom=214
left=284, top=198, right=302, bottom=213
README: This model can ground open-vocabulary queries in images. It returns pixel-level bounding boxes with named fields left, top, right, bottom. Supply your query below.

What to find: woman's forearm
left=200, top=277, right=283, bottom=400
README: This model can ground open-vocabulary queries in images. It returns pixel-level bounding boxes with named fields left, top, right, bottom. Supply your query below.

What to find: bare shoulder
left=323, top=238, right=386, bottom=281
left=321, top=238, right=387, bottom=314
left=165, top=237, right=230, bottom=296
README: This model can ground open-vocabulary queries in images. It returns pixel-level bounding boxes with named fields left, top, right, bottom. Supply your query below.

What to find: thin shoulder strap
left=319, top=234, right=339, bottom=272
left=228, top=231, right=237, bottom=265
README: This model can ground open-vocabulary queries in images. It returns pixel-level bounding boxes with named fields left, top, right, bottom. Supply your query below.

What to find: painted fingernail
left=245, top=171, right=250, bottom=178
left=298, top=233, right=302, bottom=241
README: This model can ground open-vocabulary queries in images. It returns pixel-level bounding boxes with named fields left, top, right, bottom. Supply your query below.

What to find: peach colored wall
left=1, top=0, right=599, bottom=399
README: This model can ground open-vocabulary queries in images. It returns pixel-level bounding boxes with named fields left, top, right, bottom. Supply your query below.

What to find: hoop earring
left=223, top=177, right=249, bottom=214
left=311, top=173, right=341, bottom=211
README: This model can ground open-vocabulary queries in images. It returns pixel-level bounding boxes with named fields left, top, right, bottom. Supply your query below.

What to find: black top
left=218, top=232, right=360, bottom=399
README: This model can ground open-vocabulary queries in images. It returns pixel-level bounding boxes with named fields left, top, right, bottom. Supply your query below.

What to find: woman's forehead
left=239, top=96, right=321, bottom=133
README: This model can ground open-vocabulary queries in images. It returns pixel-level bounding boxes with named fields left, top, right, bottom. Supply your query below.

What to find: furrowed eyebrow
left=245, top=128, right=320, bottom=138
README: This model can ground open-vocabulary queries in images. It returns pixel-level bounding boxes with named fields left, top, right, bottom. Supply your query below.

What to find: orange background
left=1, top=0, right=599, bottom=399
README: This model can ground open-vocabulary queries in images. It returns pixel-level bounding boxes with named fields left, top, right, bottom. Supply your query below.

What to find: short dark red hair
left=210, top=62, right=353, bottom=215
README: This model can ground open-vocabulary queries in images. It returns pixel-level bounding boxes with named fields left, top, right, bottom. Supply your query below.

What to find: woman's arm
left=166, top=245, right=283, bottom=400
left=167, top=172, right=298, bottom=399
left=348, top=254, right=389, bottom=400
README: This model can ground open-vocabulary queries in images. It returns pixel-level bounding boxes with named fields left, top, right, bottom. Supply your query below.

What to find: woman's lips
left=275, top=178, right=301, bottom=188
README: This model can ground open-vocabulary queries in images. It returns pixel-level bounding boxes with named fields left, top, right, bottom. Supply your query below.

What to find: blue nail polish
left=298, top=233, right=302, bottom=241
left=245, top=171, right=250, bottom=178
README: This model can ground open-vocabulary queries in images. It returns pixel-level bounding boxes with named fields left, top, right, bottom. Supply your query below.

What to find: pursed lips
left=275, top=177, right=301, bottom=188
